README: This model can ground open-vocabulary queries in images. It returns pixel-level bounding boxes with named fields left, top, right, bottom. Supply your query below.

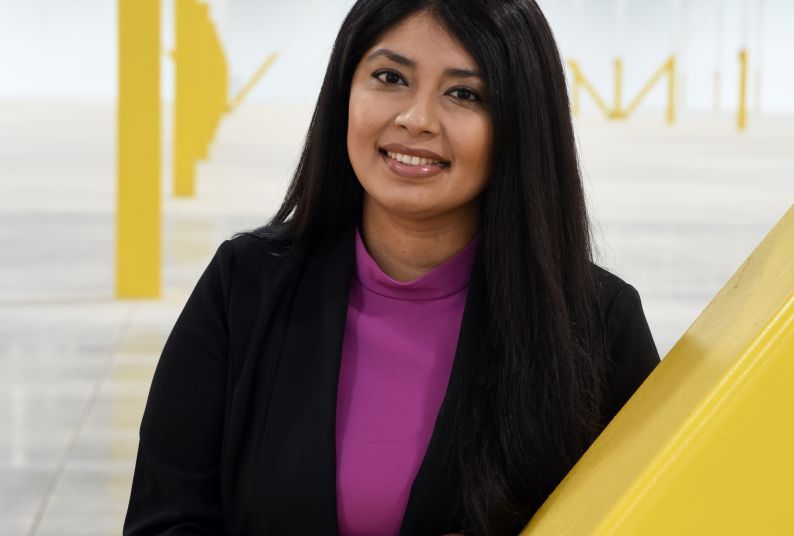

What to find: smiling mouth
left=378, top=148, right=450, bottom=168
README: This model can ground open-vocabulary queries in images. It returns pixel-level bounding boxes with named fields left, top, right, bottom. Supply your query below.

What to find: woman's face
left=347, top=10, right=492, bottom=223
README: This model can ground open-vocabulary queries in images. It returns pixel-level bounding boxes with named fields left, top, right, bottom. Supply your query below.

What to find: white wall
left=0, top=0, right=792, bottom=113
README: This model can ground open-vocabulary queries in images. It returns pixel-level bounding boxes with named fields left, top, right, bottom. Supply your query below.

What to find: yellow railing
left=522, top=206, right=794, bottom=534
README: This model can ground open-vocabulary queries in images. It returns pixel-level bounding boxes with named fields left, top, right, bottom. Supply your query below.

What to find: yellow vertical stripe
left=117, top=0, right=161, bottom=298
left=738, top=49, right=749, bottom=131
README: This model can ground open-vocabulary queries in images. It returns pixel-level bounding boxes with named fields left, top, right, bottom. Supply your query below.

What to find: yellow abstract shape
left=173, top=0, right=229, bottom=197
left=522, top=205, right=794, bottom=534
left=568, top=56, right=676, bottom=124
left=117, top=0, right=161, bottom=298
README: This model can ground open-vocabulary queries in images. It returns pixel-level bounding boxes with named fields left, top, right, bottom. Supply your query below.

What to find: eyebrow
left=365, top=48, right=483, bottom=80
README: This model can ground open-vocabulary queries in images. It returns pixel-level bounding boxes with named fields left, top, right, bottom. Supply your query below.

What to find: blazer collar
left=258, top=223, right=485, bottom=534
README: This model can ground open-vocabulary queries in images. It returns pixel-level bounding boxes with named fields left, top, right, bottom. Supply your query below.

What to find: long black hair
left=242, top=1, right=607, bottom=533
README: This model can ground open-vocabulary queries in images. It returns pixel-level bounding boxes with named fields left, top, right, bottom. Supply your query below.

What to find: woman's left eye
left=448, top=87, right=481, bottom=102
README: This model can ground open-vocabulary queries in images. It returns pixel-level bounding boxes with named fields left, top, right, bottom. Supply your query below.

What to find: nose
left=394, top=92, right=440, bottom=137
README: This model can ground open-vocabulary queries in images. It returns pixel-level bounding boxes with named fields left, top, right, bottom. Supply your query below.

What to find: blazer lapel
left=257, top=226, right=355, bottom=534
left=256, top=226, right=485, bottom=534
left=400, top=248, right=487, bottom=535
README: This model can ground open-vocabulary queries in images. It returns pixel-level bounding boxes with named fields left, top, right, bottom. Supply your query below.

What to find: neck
left=360, top=195, right=481, bottom=282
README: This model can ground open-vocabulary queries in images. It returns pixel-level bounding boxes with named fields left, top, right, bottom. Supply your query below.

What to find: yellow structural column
left=173, top=0, right=229, bottom=197
left=522, top=206, right=794, bottom=535
left=116, top=0, right=161, bottom=298
left=666, top=56, right=676, bottom=124
left=173, top=0, right=196, bottom=197
left=612, top=57, right=623, bottom=119
left=738, top=48, right=749, bottom=131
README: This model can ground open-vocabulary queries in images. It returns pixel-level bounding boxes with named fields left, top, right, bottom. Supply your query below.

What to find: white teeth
left=386, top=151, right=444, bottom=167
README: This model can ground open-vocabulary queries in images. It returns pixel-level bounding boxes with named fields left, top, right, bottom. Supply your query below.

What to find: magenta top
left=335, top=228, right=481, bottom=536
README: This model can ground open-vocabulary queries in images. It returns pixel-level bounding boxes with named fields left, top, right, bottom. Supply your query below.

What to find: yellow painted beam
left=612, top=57, right=623, bottom=119
left=667, top=56, right=676, bottom=124
left=228, top=52, right=279, bottom=114
left=522, top=206, right=794, bottom=534
left=173, top=0, right=197, bottom=197
left=622, top=56, right=676, bottom=122
left=116, top=0, right=161, bottom=298
left=566, top=57, right=676, bottom=124
left=173, top=0, right=229, bottom=197
left=738, top=49, right=749, bottom=131
left=566, top=60, right=612, bottom=118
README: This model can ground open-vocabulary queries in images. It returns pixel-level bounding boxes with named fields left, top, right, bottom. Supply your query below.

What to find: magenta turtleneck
left=335, top=228, right=481, bottom=536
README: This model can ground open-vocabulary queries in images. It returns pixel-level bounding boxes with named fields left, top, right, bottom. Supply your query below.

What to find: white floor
left=1, top=99, right=792, bottom=535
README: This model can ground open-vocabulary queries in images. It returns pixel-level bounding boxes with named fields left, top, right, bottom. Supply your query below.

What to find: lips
left=379, top=143, right=450, bottom=165
left=379, top=149, right=448, bottom=179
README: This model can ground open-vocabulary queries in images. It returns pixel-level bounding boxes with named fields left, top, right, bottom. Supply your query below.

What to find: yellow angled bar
left=622, top=56, right=676, bottom=121
left=228, top=52, right=279, bottom=114
left=116, top=0, right=161, bottom=298
left=523, top=205, right=794, bottom=535
left=566, top=60, right=612, bottom=118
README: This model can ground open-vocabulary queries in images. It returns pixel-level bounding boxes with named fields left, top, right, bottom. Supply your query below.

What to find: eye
left=373, top=69, right=406, bottom=86
left=448, top=87, right=482, bottom=103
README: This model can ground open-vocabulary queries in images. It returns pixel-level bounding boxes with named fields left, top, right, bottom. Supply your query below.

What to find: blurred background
left=0, top=0, right=792, bottom=534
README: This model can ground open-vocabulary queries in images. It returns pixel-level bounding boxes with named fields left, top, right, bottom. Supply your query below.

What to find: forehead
left=365, top=10, right=478, bottom=71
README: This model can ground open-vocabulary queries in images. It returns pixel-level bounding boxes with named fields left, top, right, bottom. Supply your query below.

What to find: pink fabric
left=335, top=229, right=480, bottom=536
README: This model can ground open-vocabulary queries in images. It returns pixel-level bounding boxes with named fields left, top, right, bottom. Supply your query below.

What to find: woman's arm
left=124, top=241, right=234, bottom=535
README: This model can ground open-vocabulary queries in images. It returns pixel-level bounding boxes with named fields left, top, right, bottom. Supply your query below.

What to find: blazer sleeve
left=124, top=241, right=234, bottom=536
left=603, top=283, right=661, bottom=423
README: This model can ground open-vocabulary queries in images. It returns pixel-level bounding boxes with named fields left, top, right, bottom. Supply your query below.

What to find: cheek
left=348, top=91, right=389, bottom=155
left=450, top=117, right=491, bottom=179
left=347, top=92, right=366, bottom=156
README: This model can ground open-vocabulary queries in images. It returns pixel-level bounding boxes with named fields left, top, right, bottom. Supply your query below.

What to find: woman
left=124, top=1, right=659, bottom=535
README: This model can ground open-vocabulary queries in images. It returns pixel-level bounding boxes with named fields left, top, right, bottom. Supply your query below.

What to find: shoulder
left=591, top=264, right=661, bottom=421
left=211, top=223, right=357, bottom=307
left=185, top=224, right=311, bottom=316
left=592, top=264, right=636, bottom=321
left=225, top=223, right=300, bottom=260
left=591, top=265, right=653, bottom=342
left=212, top=223, right=307, bottom=282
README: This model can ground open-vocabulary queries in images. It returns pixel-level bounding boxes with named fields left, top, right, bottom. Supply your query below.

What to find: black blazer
left=123, top=224, right=660, bottom=535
